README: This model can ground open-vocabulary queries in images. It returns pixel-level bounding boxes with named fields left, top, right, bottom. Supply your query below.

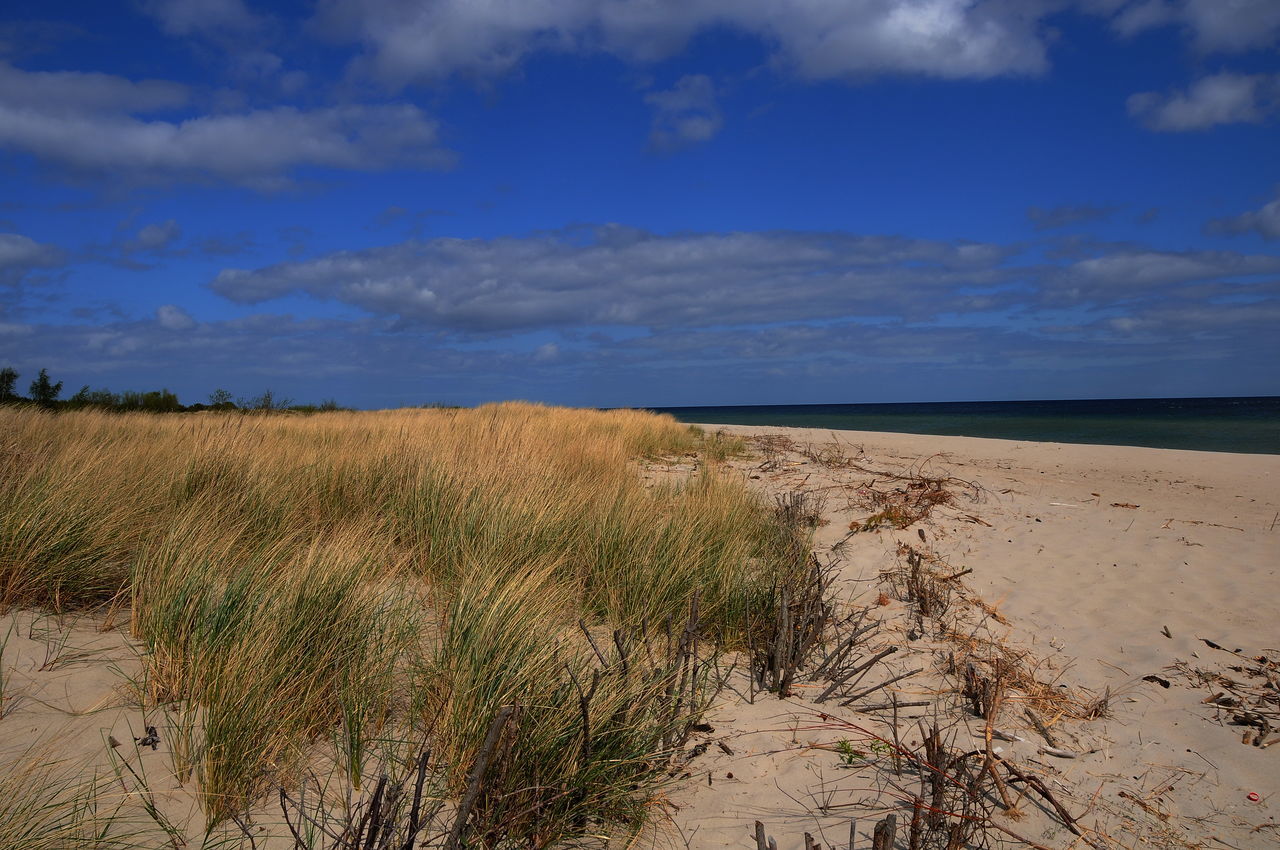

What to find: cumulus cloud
left=1127, top=72, right=1280, bottom=131
left=1206, top=190, right=1280, bottom=240
left=0, top=232, right=64, bottom=286
left=210, top=225, right=1016, bottom=331
left=645, top=74, right=722, bottom=151
left=1027, top=204, right=1118, bottom=230
left=155, top=303, right=198, bottom=330
left=1111, top=0, right=1280, bottom=53
left=306, top=0, right=1280, bottom=89
left=314, top=0, right=1054, bottom=86
left=0, top=63, right=454, bottom=187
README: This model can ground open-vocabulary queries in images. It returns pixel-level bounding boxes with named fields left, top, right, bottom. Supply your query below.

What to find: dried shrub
left=751, top=557, right=832, bottom=698
left=775, top=490, right=829, bottom=530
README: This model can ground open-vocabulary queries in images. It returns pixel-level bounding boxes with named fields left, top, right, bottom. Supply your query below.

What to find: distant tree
left=86, top=388, right=121, bottom=407
left=208, top=388, right=234, bottom=407
left=29, top=369, right=63, bottom=407
left=0, top=367, right=18, bottom=402
left=68, top=385, right=93, bottom=408
left=318, top=398, right=342, bottom=412
left=68, top=385, right=121, bottom=409
left=241, top=389, right=291, bottom=412
left=140, top=389, right=182, bottom=413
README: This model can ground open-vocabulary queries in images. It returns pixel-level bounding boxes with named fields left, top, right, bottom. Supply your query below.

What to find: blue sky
left=1, top=0, right=1278, bottom=408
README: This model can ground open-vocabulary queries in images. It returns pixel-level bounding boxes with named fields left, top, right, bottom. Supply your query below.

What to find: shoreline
left=694, top=420, right=1280, bottom=461
left=656, top=394, right=1280, bottom=456
left=701, top=422, right=1280, bottom=468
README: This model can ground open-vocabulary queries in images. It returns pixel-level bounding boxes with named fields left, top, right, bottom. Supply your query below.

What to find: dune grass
left=0, top=747, right=164, bottom=849
left=0, top=403, right=804, bottom=845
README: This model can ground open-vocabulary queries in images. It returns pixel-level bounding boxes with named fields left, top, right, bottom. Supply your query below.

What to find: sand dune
left=2, top=422, right=1276, bottom=848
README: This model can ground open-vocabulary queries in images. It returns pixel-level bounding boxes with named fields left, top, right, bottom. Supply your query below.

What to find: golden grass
left=0, top=402, right=801, bottom=843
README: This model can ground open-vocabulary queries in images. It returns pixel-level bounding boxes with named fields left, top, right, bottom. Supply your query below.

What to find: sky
left=1, top=0, right=1278, bottom=409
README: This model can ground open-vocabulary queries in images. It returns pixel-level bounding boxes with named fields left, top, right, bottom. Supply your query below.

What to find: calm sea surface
left=647, top=397, right=1280, bottom=455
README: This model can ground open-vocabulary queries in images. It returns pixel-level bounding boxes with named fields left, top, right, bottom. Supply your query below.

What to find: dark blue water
left=647, top=397, right=1280, bottom=455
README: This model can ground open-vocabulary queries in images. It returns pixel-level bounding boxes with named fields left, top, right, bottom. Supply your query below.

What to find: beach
left=2, top=412, right=1277, bottom=848
left=664, top=425, right=1280, bottom=848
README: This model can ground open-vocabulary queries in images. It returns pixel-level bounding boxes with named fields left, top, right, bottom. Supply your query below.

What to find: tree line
left=0, top=366, right=345, bottom=413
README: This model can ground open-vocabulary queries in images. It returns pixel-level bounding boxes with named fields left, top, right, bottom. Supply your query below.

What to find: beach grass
left=0, top=402, right=804, bottom=844
left=0, top=746, right=164, bottom=849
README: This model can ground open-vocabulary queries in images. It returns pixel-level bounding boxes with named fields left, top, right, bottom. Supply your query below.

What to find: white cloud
left=140, top=0, right=261, bottom=36
left=645, top=75, right=722, bottom=151
left=0, top=62, right=455, bottom=187
left=1112, top=0, right=1280, bottom=53
left=210, top=225, right=1016, bottom=331
left=156, top=304, right=198, bottom=331
left=126, top=220, right=183, bottom=254
left=1059, top=249, right=1280, bottom=286
left=0, top=62, right=188, bottom=113
left=315, top=0, right=1054, bottom=86
left=1039, top=246, right=1280, bottom=307
left=1206, top=190, right=1280, bottom=240
left=0, top=232, right=64, bottom=285
left=1127, top=72, right=1280, bottom=131
left=306, top=1, right=1280, bottom=93
left=209, top=224, right=1280, bottom=337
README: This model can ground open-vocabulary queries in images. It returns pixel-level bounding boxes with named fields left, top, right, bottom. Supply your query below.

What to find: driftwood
left=1038, top=745, right=1080, bottom=759
left=856, top=700, right=931, bottom=712
left=840, top=667, right=924, bottom=707
left=816, top=647, right=898, bottom=703
left=996, top=753, right=1083, bottom=836
left=753, top=815, right=898, bottom=850
left=755, top=557, right=831, bottom=697
left=278, top=748, right=438, bottom=850
left=1168, top=646, right=1280, bottom=747
left=1024, top=706, right=1059, bottom=748
left=444, top=705, right=515, bottom=850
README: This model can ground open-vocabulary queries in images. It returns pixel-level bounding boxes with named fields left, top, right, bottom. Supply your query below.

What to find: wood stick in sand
left=841, top=666, right=924, bottom=706
left=445, top=705, right=515, bottom=850
left=1025, top=706, right=1060, bottom=749
left=815, top=646, right=898, bottom=703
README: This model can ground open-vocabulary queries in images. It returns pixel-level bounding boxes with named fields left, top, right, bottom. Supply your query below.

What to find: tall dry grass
left=0, top=403, right=805, bottom=844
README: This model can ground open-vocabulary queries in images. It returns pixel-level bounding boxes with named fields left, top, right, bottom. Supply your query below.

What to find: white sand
left=662, top=426, right=1279, bottom=849
left=2, top=427, right=1276, bottom=848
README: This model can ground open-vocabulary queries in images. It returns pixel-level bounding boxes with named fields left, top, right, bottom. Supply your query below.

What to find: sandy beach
left=2, top=418, right=1277, bottom=848
left=663, top=425, right=1279, bottom=849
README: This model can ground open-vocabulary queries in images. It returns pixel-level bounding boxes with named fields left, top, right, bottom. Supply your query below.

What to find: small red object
left=1246, top=792, right=1261, bottom=802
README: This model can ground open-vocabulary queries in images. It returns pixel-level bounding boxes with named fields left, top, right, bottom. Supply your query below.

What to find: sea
left=646, top=396, right=1280, bottom=455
